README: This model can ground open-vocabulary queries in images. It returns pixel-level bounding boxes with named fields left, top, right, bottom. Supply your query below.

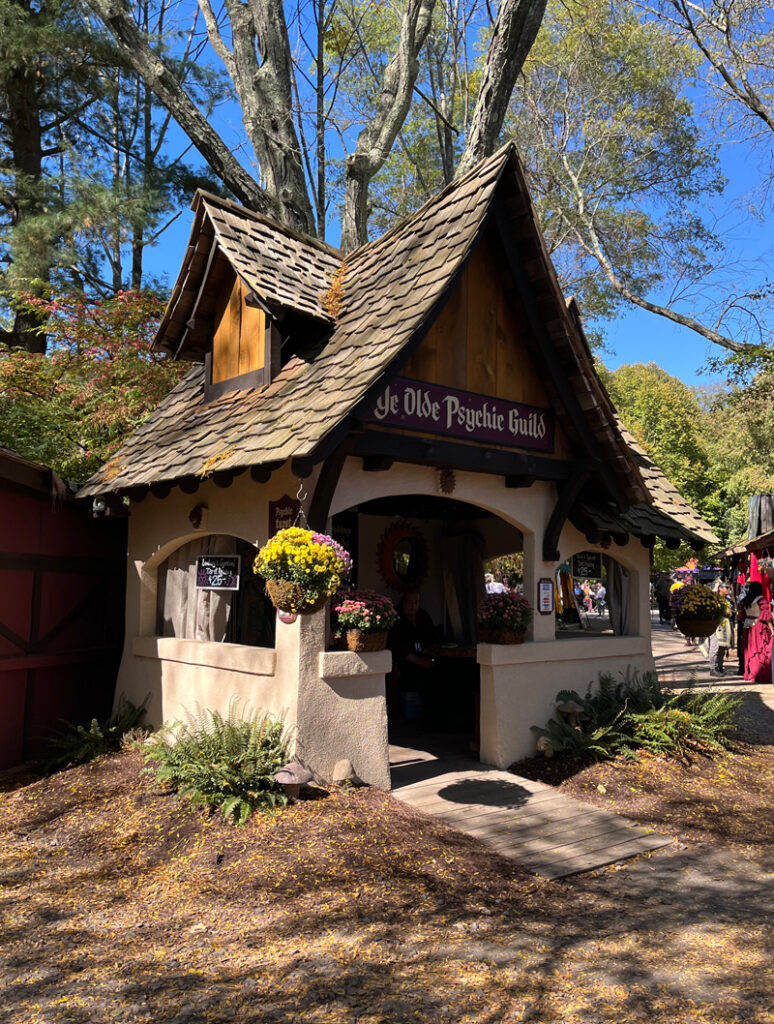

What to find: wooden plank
left=432, top=275, right=467, bottom=390
left=212, top=275, right=241, bottom=384
left=402, top=304, right=438, bottom=384
left=465, top=240, right=498, bottom=395
left=485, top=821, right=642, bottom=855
left=239, top=287, right=265, bottom=375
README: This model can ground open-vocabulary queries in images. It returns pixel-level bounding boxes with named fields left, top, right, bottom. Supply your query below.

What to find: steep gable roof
left=157, top=192, right=342, bottom=359
left=80, top=147, right=511, bottom=496
left=78, top=145, right=715, bottom=547
left=577, top=421, right=718, bottom=546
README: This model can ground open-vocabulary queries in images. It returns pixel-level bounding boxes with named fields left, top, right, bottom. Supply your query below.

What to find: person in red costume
left=739, top=581, right=773, bottom=683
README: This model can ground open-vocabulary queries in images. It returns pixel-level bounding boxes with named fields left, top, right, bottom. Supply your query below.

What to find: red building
left=0, top=448, right=126, bottom=768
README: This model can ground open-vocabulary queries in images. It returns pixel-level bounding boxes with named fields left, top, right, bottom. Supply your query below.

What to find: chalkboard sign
left=571, top=552, right=602, bottom=579
left=196, top=555, right=241, bottom=590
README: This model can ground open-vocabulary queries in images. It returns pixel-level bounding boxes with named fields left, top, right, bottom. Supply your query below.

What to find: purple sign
left=362, top=377, right=554, bottom=453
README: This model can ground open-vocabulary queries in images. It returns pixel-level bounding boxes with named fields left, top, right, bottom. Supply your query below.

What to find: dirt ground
left=2, top=733, right=774, bottom=1024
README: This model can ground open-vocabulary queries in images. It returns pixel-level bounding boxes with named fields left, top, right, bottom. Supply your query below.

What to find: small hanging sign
left=571, top=552, right=602, bottom=579
left=538, top=577, right=554, bottom=615
left=269, top=495, right=302, bottom=536
left=195, top=555, right=241, bottom=590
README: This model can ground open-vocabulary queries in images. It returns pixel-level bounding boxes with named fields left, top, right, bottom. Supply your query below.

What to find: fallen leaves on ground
left=1, top=748, right=773, bottom=1024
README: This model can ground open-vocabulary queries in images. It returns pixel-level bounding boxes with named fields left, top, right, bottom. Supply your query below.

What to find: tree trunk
left=341, top=0, right=436, bottom=251
left=2, top=53, right=50, bottom=353
left=456, top=0, right=548, bottom=177
left=85, top=0, right=271, bottom=216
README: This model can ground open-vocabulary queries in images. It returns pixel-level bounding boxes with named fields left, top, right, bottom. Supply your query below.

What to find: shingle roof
left=77, top=145, right=715, bottom=548
left=579, top=421, right=719, bottom=546
left=80, top=147, right=510, bottom=496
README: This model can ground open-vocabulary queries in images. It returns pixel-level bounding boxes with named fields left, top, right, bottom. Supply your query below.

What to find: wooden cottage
left=79, top=145, right=717, bottom=787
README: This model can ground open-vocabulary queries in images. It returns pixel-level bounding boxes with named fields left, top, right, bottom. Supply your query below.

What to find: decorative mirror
left=377, top=521, right=429, bottom=592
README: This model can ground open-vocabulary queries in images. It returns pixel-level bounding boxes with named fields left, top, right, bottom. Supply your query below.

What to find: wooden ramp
left=390, top=742, right=672, bottom=880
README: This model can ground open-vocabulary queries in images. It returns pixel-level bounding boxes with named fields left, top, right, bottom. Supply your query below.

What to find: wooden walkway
left=390, top=741, right=671, bottom=879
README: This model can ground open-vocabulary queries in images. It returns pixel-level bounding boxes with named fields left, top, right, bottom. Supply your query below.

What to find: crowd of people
left=652, top=569, right=774, bottom=684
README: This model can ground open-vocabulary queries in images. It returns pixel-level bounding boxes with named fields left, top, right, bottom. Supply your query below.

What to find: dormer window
left=203, top=274, right=278, bottom=401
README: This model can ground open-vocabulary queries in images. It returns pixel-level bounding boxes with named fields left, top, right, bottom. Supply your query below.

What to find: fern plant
left=144, top=704, right=291, bottom=824
left=533, top=669, right=739, bottom=762
left=43, top=695, right=148, bottom=772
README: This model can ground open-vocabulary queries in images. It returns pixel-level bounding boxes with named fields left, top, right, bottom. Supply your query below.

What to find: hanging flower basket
left=254, top=528, right=350, bottom=615
left=344, top=629, right=389, bottom=653
left=478, top=627, right=526, bottom=645
left=675, top=615, right=722, bottom=639
left=266, top=580, right=330, bottom=615
left=671, top=583, right=727, bottom=639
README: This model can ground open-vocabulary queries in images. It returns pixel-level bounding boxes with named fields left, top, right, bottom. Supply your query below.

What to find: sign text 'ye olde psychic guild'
left=363, top=377, right=554, bottom=453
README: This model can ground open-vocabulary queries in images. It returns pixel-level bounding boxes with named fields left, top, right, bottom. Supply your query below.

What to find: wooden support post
left=543, top=472, right=590, bottom=562
left=308, top=447, right=348, bottom=533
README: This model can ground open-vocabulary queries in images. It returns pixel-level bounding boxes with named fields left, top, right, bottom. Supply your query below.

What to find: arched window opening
left=156, top=535, right=275, bottom=648
left=557, top=552, right=633, bottom=638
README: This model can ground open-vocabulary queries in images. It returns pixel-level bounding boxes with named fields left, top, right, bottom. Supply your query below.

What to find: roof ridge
left=346, top=142, right=516, bottom=266
left=192, top=190, right=342, bottom=259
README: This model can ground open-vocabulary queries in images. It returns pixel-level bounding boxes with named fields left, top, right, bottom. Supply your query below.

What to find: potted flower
left=671, top=582, right=726, bottom=638
left=478, top=591, right=533, bottom=644
left=253, top=527, right=350, bottom=614
left=333, top=590, right=399, bottom=652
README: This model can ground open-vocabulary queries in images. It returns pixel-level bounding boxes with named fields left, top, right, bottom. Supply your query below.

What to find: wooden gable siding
left=211, top=274, right=266, bottom=384
left=399, top=233, right=570, bottom=458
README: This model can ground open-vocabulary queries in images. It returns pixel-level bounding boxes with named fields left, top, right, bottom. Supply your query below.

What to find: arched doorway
left=330, top=493, right=525, bottom=753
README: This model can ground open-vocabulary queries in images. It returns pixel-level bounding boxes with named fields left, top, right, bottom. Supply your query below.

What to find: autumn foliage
left=0, top=290, right=186, bottom=482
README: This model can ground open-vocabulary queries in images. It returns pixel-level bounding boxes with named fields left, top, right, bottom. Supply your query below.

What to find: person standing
left=653, top=574, right=672, bottom=624
left=484, top=572, right=506, bottom=595
left=706, top=581, right=733, bottom=676
left=739, top=581, right=773, bottom=683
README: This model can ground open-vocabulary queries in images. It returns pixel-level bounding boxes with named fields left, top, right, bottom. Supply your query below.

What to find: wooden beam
left=362, top=455, right=394, bottom=472
left=127, top=487, right=148, bottom=503
left=350, top=430, right=583, bottom=482
left=543, top=471, right=591, bottom=562
left=308, top=447, right=348, bottom=532
left=150, top=482, right=171, bottom=499
left=613, top=532, right=629, bottom=547
left=179, top=477, right=200, bottom=494
left=250, top=461, right=283, bottom=484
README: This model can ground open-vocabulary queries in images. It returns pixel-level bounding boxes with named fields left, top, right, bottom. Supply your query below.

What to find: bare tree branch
left=84, top=0, right=271, bottom=215
left=341, top=0, right=436, bottom=251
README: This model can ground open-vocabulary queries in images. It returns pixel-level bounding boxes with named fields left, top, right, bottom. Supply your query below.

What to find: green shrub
left=532, top=670, right=740, bottom=762
left=43, top=695, right=148, bottom=772
left=143, top=705, right=291, bottom=824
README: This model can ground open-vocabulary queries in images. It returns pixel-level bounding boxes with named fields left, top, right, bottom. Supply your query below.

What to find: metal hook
left=294, top=478, right=309, bottom=528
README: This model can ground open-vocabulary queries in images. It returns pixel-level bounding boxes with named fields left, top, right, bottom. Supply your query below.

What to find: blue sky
left=145, top=53, right=771, bottom=393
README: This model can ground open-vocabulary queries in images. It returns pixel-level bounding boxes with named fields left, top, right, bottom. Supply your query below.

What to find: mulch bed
left=2, top=747, right=774, bottom=1023
left=512, top=742, right=774, bottom=847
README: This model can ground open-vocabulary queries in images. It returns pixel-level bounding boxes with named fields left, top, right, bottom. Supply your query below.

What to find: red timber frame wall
left=0, top=455, right=127, bottom=768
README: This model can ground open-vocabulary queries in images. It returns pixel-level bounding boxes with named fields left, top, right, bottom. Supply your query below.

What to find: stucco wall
left=114, top=453, right=654, bottom=787
left=114, top=463, right=315, bottom=730
left=478, top=637, right=656, bottom=768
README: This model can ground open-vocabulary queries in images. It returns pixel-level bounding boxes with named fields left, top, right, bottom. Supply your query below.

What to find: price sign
left=195, top=555, right=241, bottom=590
left=571, top=552, right=602, bottom=579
